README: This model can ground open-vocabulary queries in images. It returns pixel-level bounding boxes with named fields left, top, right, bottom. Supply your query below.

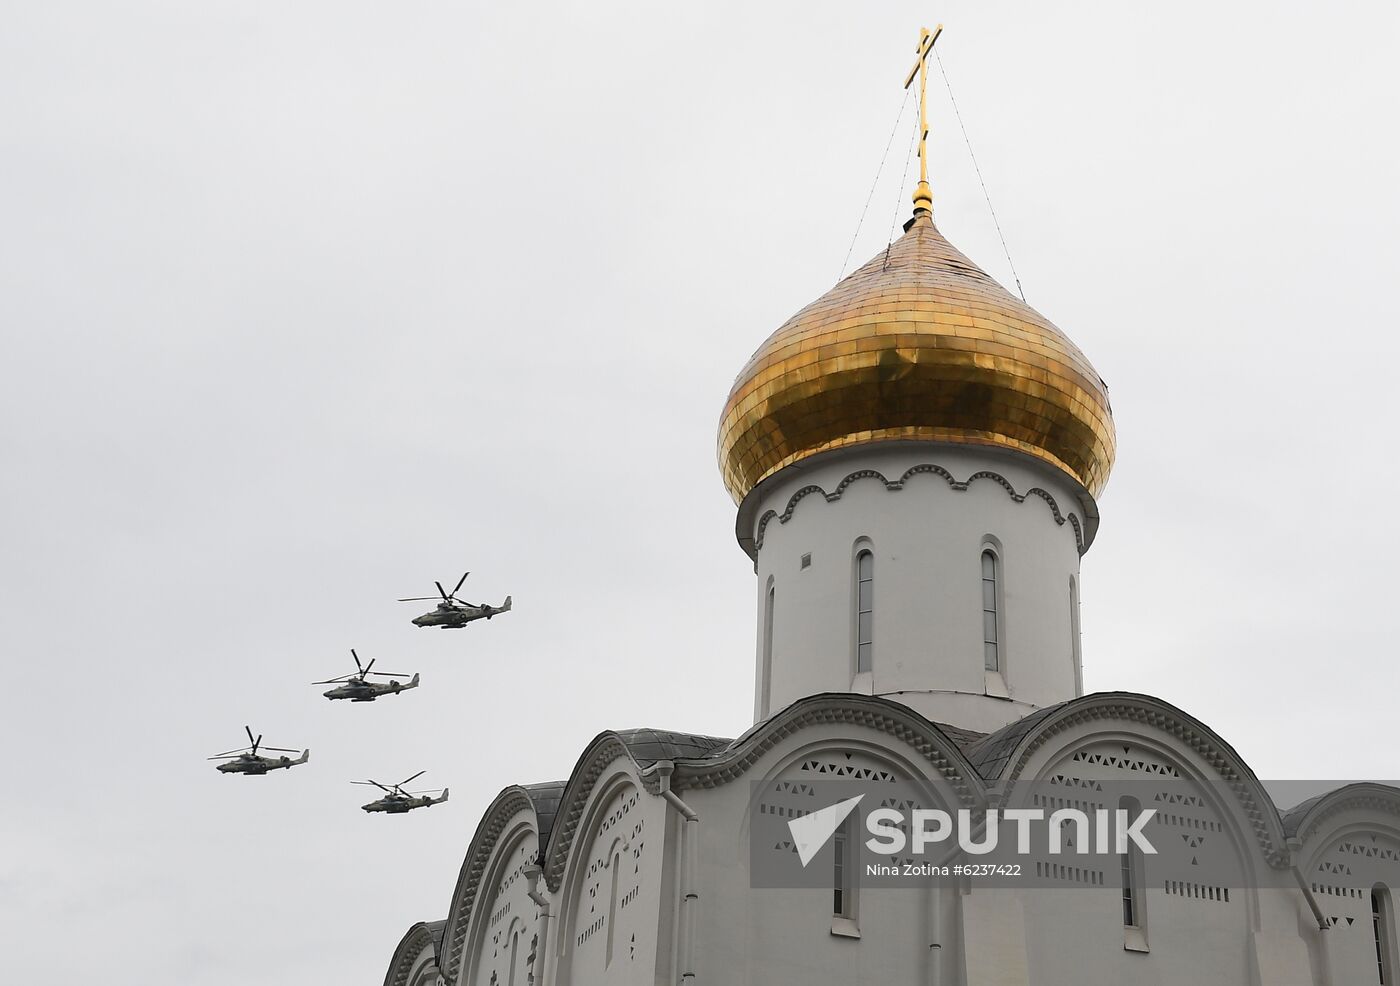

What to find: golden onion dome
left=718, top=213, right=1116, bottom=504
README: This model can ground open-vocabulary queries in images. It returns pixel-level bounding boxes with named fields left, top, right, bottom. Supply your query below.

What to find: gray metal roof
left=1280, top=792, right=1329, bottom=837
left=931, top=720, right=986, bottom=752
left=960, top=702, right=1066, bottom=781
left=612, top=727, right=734, bottom=764
left=425, top=919, right=447, bottom=962
left=522, top=780, right=567, bottom=849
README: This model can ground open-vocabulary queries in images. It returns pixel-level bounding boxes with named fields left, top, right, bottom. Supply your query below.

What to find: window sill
left=1123, top=927, right=1149, bottom=953
left=830, top=917, right=861, bottom=939
left=984, top=670, right=1010, bottom=699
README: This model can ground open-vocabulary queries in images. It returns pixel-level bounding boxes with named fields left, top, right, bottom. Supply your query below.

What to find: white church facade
left=382, top=54, right=1400, bottom=986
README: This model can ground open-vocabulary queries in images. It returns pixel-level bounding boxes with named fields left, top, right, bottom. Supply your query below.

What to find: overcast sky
left=3, top=2, right=1398, bottom=983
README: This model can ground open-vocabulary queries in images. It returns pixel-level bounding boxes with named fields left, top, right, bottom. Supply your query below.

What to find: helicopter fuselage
left=361, top=789, right=449, bottom=813
left=322, top=673, right=419, bottom=701
left=411, top=597, right=511, bottom=628
left=217, top=750, right=309, bottom=775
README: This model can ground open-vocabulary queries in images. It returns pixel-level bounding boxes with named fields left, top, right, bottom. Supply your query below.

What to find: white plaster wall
left=1298, top=820, right=1400, bottom=985
left=552, top=771, right=671, bottom=986
left=447, top=723, right=1400, bottom=986
left=665, top=716, right=1347, bottom=986
left=464, top=814, right=541, bottom=986
left=747, top=443, right=1089, bottom=732
left=688, top=734, right=962, bottom=986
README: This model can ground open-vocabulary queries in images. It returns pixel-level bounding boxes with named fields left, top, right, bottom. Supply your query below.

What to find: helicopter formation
left=209, top=571, right=509, bottom=814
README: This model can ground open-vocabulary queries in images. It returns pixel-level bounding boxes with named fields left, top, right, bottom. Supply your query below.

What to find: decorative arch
left=970, top=692, right=1292, bottom=868
left=737, top=732, right=981, bottom=847
left=1286, top=785, right=1400, bottom=974
left=384, top=920, right=444, bottom=986
left=462, top=818, right=541, bottom=986
left=543, top=735, right=652, bottom=893
left=540, top=698, right=985, bottom=895
left=551, top=771, right=648, bottom=986
left=1285, top=784, right=1400, bottom=846
left=442, top=784, right=561, bottom=985
left=673, top=693, right=985, bottom=807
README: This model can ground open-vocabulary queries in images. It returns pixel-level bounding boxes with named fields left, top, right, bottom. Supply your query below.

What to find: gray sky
left=2, top=2, right=1397, bottom=982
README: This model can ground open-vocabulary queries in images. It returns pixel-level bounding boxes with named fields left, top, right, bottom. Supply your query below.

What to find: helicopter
left=313, top=649, right=420, bottom=702
left=398, top=572, right=512, bottom=629
left=354, top=771, right=450, bottom=813
left=209, top=726, right=309, bottom=775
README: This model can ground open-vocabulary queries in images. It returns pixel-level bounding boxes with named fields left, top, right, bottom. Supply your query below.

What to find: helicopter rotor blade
left=435, top=580, right=449, bottom=600
left=260, top=745, right=300, bottom=754
left=363, top=658, right=376, bottom=676
left=351, top=649, right=363, bottom=673
left=208, top=748, right=249, bottom=759
left=244, top=725, right=256, bottom=746
left=452, top=572, right=470, bottom=595
left=400, top=770, right=426, bottom=788
left=365, top=670, right=411, bottom=678
left=312, top=675, right=354, bottom=684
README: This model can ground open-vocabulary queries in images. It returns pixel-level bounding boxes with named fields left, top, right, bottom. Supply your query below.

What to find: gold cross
left=903, top=24, right=944, bottom=216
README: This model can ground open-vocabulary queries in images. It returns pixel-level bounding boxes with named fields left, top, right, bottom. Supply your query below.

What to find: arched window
left=1374, top=885, right=1394, bottom=984
left=981, top=549, right=1001, bottom=672
left=1119, top=796, right=1146, bottom=941
left=760, top=582, right=775, bottom=717
left=855, top=550, right=874, bottom=673
left=508, top=928, right=521, bottom=986
left=605, top=849, right=621, bottom=966
left=833, top=816, right=853, bottom=917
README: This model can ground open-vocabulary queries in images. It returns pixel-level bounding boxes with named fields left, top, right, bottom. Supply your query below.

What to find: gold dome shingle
left=717, top=214, right=1116, bottom=503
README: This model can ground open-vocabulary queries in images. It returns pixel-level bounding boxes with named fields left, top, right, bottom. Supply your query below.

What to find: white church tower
left=718, top=167, right=1115, bottom=735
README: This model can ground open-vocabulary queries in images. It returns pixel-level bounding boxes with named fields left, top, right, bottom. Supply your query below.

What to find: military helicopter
left=313, top=649, right=420, bottom=702
left=398, top=572, right=512, bottom=629
left=354, top=771, right=450, bottom=813
left=209, top=726, right=309, bottom=775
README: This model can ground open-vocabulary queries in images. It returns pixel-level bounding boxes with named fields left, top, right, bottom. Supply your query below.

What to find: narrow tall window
left=833, top=817, right=853, bottom=917
left=1120, top=797, right=1144, bottom=929
left=1070, top=577, right=1083, bottom=695
left=1374, top=886, right=1394, bottom=984
left=605, top=850, right=621, bottom=966
left=855, top=550, right=874, bottom=673
left=981, top=550, right=1000, bottom=672
left=760, top=583, right=775, bottom=716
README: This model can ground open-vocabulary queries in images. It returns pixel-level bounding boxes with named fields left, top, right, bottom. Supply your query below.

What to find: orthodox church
left=382, top=40, right=1400, bottom=986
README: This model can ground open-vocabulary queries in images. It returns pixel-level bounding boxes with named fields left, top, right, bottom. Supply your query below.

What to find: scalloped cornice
left=541, top=733, right=641, bottom=892
left=990, top=692, right=1293, bottom=867
left=441, top=786, right=539, bottom=985
left=1286, top=783, right=1400, bottom=845
left=750, top=464, right=1088, bottom=555
left=384, top=922, right=436, bottom=986
left=671, top=693, right=984, bottom=804
left=539, top=695, right=987, bottom=892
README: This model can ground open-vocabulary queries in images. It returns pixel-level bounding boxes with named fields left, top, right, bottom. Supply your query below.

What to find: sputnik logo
left=788, top=795, right=865, bottom=867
